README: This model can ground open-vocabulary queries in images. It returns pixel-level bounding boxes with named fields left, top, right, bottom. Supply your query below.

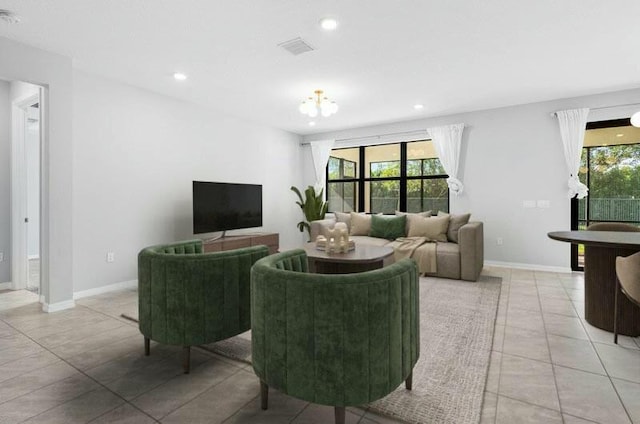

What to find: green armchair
left=250, top=249, right=420, bottom=424
left=138, top=239, right=268, bottom=373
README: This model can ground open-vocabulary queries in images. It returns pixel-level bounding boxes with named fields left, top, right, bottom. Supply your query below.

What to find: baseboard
left=42, top=299, right=76, bottom=313
left=0, top=282, right=11, bottom=290
left=485, top=260, right=573, bottom=274
left=73, top=279, right=137, bottom=300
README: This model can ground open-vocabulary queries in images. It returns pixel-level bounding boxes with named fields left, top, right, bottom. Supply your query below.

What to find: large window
left=571, top=119, right=640, bottom=269
left=327, top=149, right=358, bottom=212
left=327, top=140, right=449, bottom=214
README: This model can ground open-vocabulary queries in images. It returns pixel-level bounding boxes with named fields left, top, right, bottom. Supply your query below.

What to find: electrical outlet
left=0, top=252, right=3, bottom=262
left=496, top=237, right=503, bottom=246
left=106, top=252, right=115, bottom=263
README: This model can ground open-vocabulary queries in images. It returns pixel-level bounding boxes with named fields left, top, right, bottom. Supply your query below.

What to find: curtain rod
left=300, top=129, right=428, bottom=146
left=550, top=102, right=640, bottom=117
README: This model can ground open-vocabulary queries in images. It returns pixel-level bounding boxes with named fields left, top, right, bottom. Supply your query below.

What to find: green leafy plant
left=291, top=185, right=329, bottom=240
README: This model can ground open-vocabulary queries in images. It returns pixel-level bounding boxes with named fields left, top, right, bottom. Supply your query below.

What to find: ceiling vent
left=278, top=37, right=315, bottom=56
left=0, top=9, right=21, bottom=24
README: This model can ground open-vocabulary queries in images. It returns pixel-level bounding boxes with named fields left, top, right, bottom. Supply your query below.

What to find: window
left=571, top=119, right=640, bottom=270
left=327, top=150, right=358, bottom=212
left=326, top=140, right=449, bottom=214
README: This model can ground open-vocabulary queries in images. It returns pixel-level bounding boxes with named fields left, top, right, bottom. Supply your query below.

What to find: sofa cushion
left=431, top=242, right=461, bottom=279
left=335, top=212, right=351, bottom=230
left=350, top=212, right=373, bottom=236
left=395, top=210, right=432, bottom=234
left=438, top=212, right=471, bottom=243
left=407, top=215, right=449, bottom=242
left=370, top=215, right=406, bottom=240
left=350, top=235, right=393, bottom=247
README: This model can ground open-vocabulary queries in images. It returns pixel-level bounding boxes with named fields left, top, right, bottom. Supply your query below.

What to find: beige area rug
left=123, top=275, right=501, bottom=424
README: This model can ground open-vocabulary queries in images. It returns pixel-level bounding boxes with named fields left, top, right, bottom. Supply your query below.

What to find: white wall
left=303, top=87, right=640, bottom=271
left=0, top=37, right=74, bottom=306
left=0, top=80, right=10, bottom=283
left=72, top=70, right=302, bottom=292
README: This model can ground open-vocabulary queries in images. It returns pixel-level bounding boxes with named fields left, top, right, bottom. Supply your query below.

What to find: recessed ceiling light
left=173, top=72, right=187, bottom=81
left=309, top=121, right=316, bottom=127
left=0, top=9, right=21, bottom=24
left=319, top=17, right=338, bottom=31
left=616, top=133, right=624, bottom=137
left=414, top=104, right=424, bottom=110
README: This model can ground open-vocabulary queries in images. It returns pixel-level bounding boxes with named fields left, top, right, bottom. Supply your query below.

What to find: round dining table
left=548, top=230, right=640, bottom=336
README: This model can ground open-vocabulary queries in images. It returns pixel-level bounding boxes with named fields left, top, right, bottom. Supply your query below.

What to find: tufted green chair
left=251, top=249, right=420, bottom=424
left=138, top=239, right=268, bottom=373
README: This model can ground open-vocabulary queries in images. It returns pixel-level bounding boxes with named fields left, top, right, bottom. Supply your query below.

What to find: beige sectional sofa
left=310, top=213, right=484, bottom=281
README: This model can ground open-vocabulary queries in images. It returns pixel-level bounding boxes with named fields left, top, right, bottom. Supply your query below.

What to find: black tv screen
left=193, top=181, right=263, bottom=234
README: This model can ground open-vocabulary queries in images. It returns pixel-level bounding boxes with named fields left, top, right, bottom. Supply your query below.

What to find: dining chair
left=614, top=251, right=640, bottom=344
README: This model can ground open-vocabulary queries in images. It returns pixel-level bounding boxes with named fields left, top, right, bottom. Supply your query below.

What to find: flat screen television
left=193, top=181, right=263, bottom=234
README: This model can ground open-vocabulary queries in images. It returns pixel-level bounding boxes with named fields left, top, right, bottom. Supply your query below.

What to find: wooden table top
left=303, top=242, right=394, bottom=264
left=548, top=231, right=640, bottom=249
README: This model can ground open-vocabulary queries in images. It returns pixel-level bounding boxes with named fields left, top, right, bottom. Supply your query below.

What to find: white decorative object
left=555, top=108, right=590, bottom=199
left=428, top=123, right=465, bottom=195
left=316, top=222, right=355, bottom=253
left=631, top=110, right=640, bottom=128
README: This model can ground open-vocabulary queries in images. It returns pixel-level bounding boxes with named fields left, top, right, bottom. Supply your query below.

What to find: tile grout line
left=493, top=267, right=512, bottom=424
left=0, top=313, right=162, bottom=424
left=533, top=273, right=566, bottom=423
left=558, top=272, right=635, bottom=424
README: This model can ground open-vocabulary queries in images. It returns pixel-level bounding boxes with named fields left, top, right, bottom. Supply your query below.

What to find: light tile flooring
left=482, top=267, right=640, bottom=424
left=0, top=267, right=639, bottom=423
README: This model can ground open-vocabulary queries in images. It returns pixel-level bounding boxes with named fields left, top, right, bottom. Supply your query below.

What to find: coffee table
left=302, top=242, right=394, bottom=274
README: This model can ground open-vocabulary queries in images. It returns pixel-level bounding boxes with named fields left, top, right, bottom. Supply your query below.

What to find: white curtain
left=309, top=139, right=335, bottom=194
left=428, top=123, right=465, bottom=195
left=555, top=108, right=589, bottom=199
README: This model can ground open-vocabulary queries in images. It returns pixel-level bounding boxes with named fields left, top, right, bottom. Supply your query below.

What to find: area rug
left=123, top=274, right=501, bottom=424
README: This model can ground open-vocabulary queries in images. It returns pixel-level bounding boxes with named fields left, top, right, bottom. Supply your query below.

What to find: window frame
left=570, top=118, right=640, bottom=271
left=326, top=140, right=450, bottom=214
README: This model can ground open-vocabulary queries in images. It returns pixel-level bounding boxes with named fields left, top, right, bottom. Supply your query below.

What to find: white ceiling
left=1, top=0, right=639, bottom=135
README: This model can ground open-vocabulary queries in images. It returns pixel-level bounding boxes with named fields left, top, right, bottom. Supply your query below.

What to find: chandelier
left=299, top=90, right=338, bottom=118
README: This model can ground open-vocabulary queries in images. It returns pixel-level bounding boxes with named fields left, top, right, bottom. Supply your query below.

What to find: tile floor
left=0, top=267, right=639, bottom=423
left=482, top=267, right=640, bottom=424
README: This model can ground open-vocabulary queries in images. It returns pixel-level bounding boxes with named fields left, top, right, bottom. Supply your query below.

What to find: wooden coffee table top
left=303, top=242, right=394, bottom=264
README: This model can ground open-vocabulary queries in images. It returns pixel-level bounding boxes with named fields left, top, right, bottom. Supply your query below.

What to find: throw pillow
left=438, top=211, right=471, bottom=243
left=334, top=211, right=351, bottom=231
left=369, top=215, right=407, bottom=240
left=407, top=215, right=449, bottom=241
left=395, top=210, right=432, bottom=234
left=349, top=212, right=373, bottom=236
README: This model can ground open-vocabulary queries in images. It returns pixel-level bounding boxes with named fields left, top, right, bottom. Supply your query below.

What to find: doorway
left=10, top=83, right=42, bottom=295
left=570, top=118, right=640, bottom=270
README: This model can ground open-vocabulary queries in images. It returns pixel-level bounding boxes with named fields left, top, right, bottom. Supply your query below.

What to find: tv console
left=203, top=233, right=279, bottom=255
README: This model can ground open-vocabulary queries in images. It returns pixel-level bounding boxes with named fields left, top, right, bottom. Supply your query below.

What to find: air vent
left=278, top=37, right=315, bottom=56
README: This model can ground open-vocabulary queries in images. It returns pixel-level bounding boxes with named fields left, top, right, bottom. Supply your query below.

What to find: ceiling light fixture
left=414, top=104, right=424, bottom=110
left=0, top=9, right=21, bottom=24
left=631, top=111, right=640, bottom=128
left=319, top=17, right=338, bottom=31
left=299, top=90, right=338, bottom=118
left=173, top=72, right=187, bottom=81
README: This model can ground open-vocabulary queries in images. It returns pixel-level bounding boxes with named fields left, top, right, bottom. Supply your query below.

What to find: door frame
left=11, top=92, right=40, bottom=291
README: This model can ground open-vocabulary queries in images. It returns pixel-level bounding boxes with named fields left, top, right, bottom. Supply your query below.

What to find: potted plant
left=291, top=184, right=328, bottom=241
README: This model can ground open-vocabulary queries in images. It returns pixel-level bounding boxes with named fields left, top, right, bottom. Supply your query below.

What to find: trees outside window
left=327, top=140, right=449, bottom=214
left=572, top=120, right=640, bottom=270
